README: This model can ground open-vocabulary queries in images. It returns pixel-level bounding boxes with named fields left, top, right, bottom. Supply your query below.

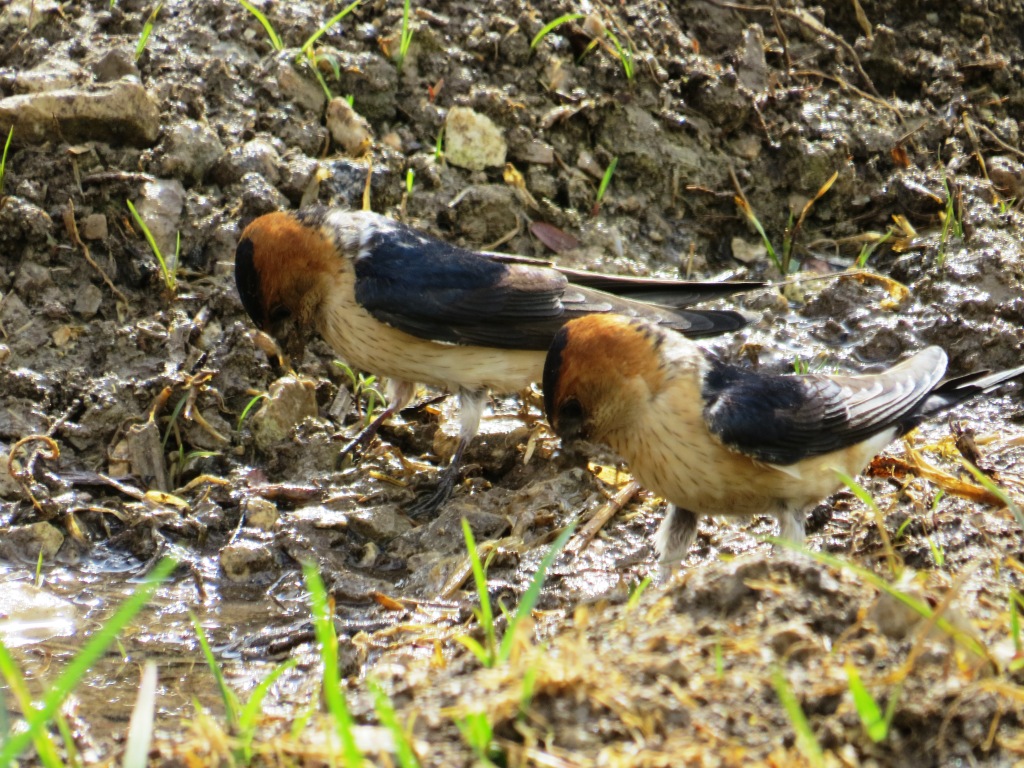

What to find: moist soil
left=2, top=0, right=1024, bottom=765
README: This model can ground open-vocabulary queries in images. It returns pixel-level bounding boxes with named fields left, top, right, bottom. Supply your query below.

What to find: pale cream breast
left=608, top=368, right=899, bottom=518
left=316, top=263, right=544, bottom=393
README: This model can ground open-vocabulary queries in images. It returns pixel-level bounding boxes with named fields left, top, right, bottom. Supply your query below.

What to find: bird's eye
left=558, top=398, right=584, bottom=425
left=268, top=304, right=291, bottom=325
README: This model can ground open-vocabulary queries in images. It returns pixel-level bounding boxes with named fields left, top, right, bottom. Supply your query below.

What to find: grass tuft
left=458, top=518, right=576, bottom=668
left=370, top=679, right=421, bottom=768
left=834, top=470, right=900, bottom=577
left=602, top=28, right=635, bottom=80
left=135, top=2, right=163, bottom=61
left=937, top=175, right=964, bottom=269
left=126, top=199, right=178, bottom=292
left=192, top=612, right=297, bottom=763
left=303, top=561, right=364, bottom=766
left=395, top=0, right=414, bottom=70
left=238, top=0, right=283, bottom=50
left=530, top=13, right=585, bottom=50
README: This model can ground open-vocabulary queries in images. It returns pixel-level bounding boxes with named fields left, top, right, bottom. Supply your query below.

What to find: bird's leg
left=407, top=387, right=486, bottom=518
left=654, top=504, right=698, bottom=579
left=338, top=379, right=416, bottom=461
left=775, top=507, right=806, bottom=546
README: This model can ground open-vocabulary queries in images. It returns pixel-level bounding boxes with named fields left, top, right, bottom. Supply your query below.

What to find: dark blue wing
left=702, top=348, right=949, bottom=465
left=354, top=220, right=751, bottom=349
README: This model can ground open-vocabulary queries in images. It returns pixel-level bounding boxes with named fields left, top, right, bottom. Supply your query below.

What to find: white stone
left=445, top=106, right=506, bottom=171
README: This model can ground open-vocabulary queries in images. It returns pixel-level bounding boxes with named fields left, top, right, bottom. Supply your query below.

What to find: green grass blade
left=497, top=521, right=576, bottom=664
left=238, top=0, right=283, bottom=50
left=453, top=634, right=490, bottom=666
left=530, top=13, right=585, bottom=49
left=370, top=680, right=420, bottom=768
left=0, top=557, right=177, bottom=766
left=0, top=126, right=13, bottom=196
left=302, top=561, right=364, bottom=767
left=772, top=667, right=825, bottom=768
left=237, top=393, right=267, bottom=431
left=396, top=0, right=414, bottom=69
left=135, top=2, right=163, bottom=61
left=772, top=538, right=989, bottom=660
left=962, top=460, right=1024, bottom=530
left=834, top=469, right=900, bottom=576
left=455, top=711, right=495, bottom=763
left=603, top=29, right=634, bottom=79
left=190, top=612, right=239, bottom=728
left=301, top=0, right=362, bottom=55
left=596, top=156, right=618, bottom=205
left=844, top=661, right=887, bottom=742
left=126, top=199, right=175, bottom=291
left=0, top=640, right=64, bottom=767
left=627, top=575, right=651, bottom=611
left=54, top=714, right=81, bottom=768
left=238, top=658, right=297, bottom=733
left=462, top=518, right=496, bottom=665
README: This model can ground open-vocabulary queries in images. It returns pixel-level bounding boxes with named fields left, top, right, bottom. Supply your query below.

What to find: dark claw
left=406, top=462, right=461, bottom=518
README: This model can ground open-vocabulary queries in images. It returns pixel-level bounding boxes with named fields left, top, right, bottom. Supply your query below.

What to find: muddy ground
left=1, top=0, right=1024, bottom=765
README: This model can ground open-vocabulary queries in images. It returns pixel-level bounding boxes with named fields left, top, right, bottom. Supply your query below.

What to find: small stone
left=252, top=375, right=319, bottom=450
left=326, top=97, right=373, bottom=156
left=239, top=171, right=290, bottom=219
left=81, top=213, right=108, bottom=241
left=7, top=64, right=81, bottom=94
left=278, top=151, right=320, bottom=205
left=274, top=56, right=326, bottom=112
left=445, top=184, right=520, bottom=243
left=347, top=505, right=413, bottom=541
left=0, top=80, right=160, bottom=146
left=243, top=497, right=279, bottom=531
left=0, top=451, right=21, bottom=497
left=91, top=48, right=139, bottom=82
left=511, top=139, right=554, bottom=165
left=133, top=179, right=186, bottom=263
left=576, top=150, right=604, bottom=180
left=731, top=237, right=766, bottom=264
left=0, top=345, right=10, bottom=366
left=219, top=540, right=279, bottom=582
left=4, top=522, right=64, bottom=560
left=380, top=132, right=403, bottom=151
left=445, top=106, right=507, bottom=171
left=212, top=139, right=281, bottom=187
left=14, top=261, right=52, bottom=295
left=157, top=120, right=225, bottom=184
left=0, top=197, right=54, bottom=247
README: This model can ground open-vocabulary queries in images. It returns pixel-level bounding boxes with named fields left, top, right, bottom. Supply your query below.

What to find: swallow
left=543, top=313, right=1024, bottom=569
left=234, top=206, right=762, bottom=514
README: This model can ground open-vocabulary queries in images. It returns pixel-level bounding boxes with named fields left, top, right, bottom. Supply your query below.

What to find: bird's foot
left=406, top=468, right=459, bottom=518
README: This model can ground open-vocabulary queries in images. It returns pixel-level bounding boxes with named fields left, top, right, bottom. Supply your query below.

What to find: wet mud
left=1, top=0, right=1024, bottom=765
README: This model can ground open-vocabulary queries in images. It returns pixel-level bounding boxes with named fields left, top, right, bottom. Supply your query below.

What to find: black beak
left=552, top=398, right=587, bottom=442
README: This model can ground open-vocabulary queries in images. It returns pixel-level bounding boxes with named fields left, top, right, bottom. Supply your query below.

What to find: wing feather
left=354, top=219, right=750, bottom=349
left=702, top=347, right=949, bottom=465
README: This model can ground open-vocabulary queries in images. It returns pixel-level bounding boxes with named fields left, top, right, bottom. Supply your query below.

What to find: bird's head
left=543, top=314, right=670, bottom=448
left=234, top=210, right=336, bottom=364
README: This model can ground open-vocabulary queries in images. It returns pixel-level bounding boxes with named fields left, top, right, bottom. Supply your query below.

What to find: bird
left=543, top=313, right=1024, bottom=570
left=234, top=206, right=762, bottom=514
